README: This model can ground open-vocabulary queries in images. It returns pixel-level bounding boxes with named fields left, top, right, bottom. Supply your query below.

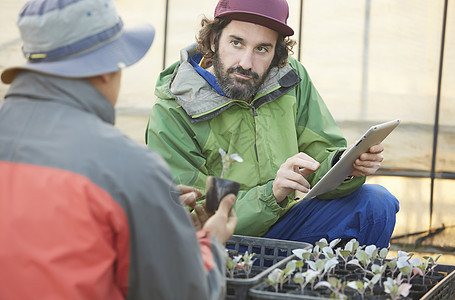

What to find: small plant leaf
left=307, top=260, right=317, bottom=271
left=229, top=153, right=243, bottom=163
left=379, top=247, right=389, bottom=259
left=284, top=260, right=297, bottom=276
left=398, top=282, right=412, bottom=297
left=314, top=281, right=331, bottom=289
left=322, top=246, right=336, bottom=259
left=371, top=264, right=386, bottom=274
left=329, top=238, right=341, bottom=249
left=267, top=268, right=283, bottom=284
left=315, top=259, right=326, bottom=272
left=364, top=245, right=377, bottom=256
left=293, top=272, right=304, bottom=284
left=315, top=238, right=328, bottom=249
left=409, top=256, right=421, bottom=265
left=346, top=280, right=364, bottom=292
left=292, top=248, right=312, bottom=260
left=346, top=259, right=361, bottom=268
left=328, top=277, right=340, bottom=287
left=339, top=249, right=351, bottom=259
left=324, top=257, right=338, bottom=273
left=356, top=249, right=370, bottom=264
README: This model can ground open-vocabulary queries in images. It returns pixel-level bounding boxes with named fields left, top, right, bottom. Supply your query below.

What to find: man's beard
left=212, top=53, right=271, bottom=101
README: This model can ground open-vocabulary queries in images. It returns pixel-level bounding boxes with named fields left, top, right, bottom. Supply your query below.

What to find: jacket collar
left=6, top=71, right=115, bottom=125
left=170, top=43, right=301, bottom=123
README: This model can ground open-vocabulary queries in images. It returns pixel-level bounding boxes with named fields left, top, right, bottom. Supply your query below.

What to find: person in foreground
left=145, top=0, right=399, bottom=248
left=0, top=0, right=237, bottom=299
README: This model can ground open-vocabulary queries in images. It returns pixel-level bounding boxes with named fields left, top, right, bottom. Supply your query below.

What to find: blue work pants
left=263, top=184, right=399, bottom=248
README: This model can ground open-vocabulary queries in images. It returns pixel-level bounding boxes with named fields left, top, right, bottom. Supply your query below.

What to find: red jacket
left=0, top=72, right=226, bottom=300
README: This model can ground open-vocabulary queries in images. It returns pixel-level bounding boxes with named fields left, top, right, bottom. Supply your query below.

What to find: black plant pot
left=206, top=176, right=240, bottom=211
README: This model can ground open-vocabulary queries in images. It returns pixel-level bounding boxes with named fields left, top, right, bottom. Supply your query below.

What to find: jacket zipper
left=247, top=103, right=259, bottom=161
left=248, top=104, right=258, bottom=117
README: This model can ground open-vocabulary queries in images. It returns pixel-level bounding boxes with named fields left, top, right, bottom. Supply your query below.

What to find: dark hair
left=196, top=17, right=296, bottom=68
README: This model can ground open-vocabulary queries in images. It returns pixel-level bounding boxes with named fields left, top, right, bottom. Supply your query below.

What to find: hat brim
left=1, top=24, right=155, bottom=84
left=217, top=12, right=294, bottom=36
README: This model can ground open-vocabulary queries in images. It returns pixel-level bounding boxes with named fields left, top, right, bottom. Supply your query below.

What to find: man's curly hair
left=196, top=17, right=296, bottom=68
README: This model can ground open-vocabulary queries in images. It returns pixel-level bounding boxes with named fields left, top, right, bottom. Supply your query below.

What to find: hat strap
left=24, top=19, right=124, bottom=63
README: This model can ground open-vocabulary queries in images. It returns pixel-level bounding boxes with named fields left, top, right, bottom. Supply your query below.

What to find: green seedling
left=265, top=268, right=283, bottom=292
left=226, top=251, right=256, bottom=279
left=423, top=254, right=442, bottom=277
left=322, top=246, right=337, bottom=259
left=336, top=238, right=360, bottom=270
left=280, top=260, right=297, bottom=290
left=383, top=274, right=412, bottom=300
left=206, top=148, right=243, bottom=211
left=292, top=247, right=312, bottom=272
left=346, top=280, right=367, bottom=300
left=293, top=247, right=313, bottom=260
left=226, top=254, right=242, bottom=279
left=378, top=247, right=389, bottom=266
left=265, top=262, right=294, bottom=292
left=293, top=269, right=318, bottom=295
left=237, top=251, right=256, bottom=278
left=218, top=148, right=243, bottom=178
left=397, top=256, right=421, bottom=283
left=314, top=277, right=347, bottom=299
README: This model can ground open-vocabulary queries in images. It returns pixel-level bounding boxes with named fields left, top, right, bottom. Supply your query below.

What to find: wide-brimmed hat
left=214, top=0, right=294, bottom=36
left=1, top=0, right=155, bottom=84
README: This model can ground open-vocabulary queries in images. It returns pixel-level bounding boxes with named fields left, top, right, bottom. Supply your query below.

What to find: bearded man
left=145, top=0, right=399, bottom=248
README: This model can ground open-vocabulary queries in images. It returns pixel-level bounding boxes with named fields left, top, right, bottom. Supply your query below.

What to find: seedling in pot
left=420, top=254, right=441, bottom=283
left=236, top=251, right=256, bottom=278
left=378, top=247, right=389, bottom=266
left=423, top=253, right=442, bottom=277
left=346, top=280, right=368, bottom=300
left=364, top=273, right=382, bottom=295
left=307, top=257, right=338, bottom=282
left=314, top=277, right=347, bottom=299
left=315, top=238, right=341, bottom=252
left=383, top=274, right=412, bottom=300
left=205, top=148, right=243, bottom=211
left=265, top=260, right=297, bottom=292
left=293, top=269, right=319, bottom=295
left=293, top=247, right=313, bottom=261
left=226, top=254, right=242, bottom=279
left=265, top=268, right=284, bottom=292
left=336, top=238, right=360, bottom=270
left=370, top=263, right=387, bottom=287
left=292, top=248, right=312, bottom=271
left=397, top=256, right=422, bottom=284
left=281, top=260, right=297, bottom=288
left=350, top=245, right=377, bottom=276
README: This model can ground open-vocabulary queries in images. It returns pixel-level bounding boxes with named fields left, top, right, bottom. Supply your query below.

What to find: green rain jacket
left=146, top=43, right=365, bottom=237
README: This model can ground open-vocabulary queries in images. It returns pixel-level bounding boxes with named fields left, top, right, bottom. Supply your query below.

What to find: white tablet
left=302, top=119, right=400, bottom=200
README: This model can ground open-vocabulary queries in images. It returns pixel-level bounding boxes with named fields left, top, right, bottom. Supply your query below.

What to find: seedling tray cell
left=225, top=235, right=312, bottom=300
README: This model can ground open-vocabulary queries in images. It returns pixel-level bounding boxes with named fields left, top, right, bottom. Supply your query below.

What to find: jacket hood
left=155, top=43, right=299, bottom=121
left=6, top=71, right=115, bottom=125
